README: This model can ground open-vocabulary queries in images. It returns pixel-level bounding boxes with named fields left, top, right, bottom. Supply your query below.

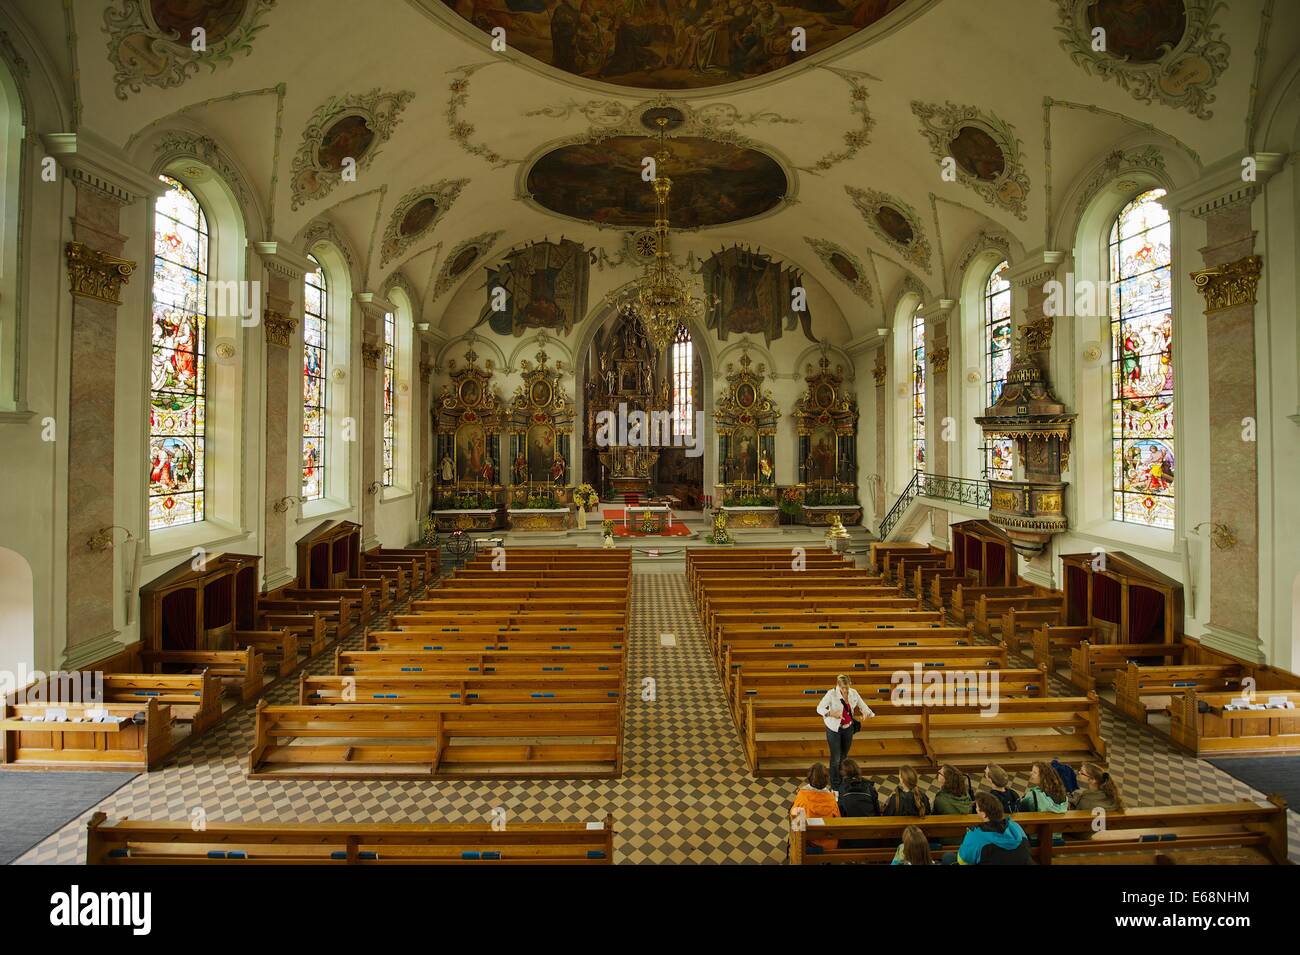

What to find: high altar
left=587, top=311, right=667, bottom=499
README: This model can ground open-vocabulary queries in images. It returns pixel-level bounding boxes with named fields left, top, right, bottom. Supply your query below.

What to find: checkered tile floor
left=13, top=571, right=1299, bottom=864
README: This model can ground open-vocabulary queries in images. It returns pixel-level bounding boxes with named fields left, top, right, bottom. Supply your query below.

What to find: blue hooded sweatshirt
left=956, top=818, right=1028, bottom=865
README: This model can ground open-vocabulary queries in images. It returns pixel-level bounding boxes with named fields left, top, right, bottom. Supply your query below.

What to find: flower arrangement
left=778, top=486, right=803, bottom=516
left=525, top=491, right=558, bottom=509
left=804, top=488, right=859, bottom=507
left=573, top=483, right=599, bottom=511
left=708, top=509, right=732, bottom=545
left=601, top=518, right=615, bottom=537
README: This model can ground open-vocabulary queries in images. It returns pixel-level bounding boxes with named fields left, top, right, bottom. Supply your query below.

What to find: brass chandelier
left=632, top=117, right=706, bottom=353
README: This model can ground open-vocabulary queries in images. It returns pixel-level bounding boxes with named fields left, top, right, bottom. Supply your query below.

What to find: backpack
left=1052, top=759, right=1078, bottom=793
left=839, top=782, right=881, bottom=818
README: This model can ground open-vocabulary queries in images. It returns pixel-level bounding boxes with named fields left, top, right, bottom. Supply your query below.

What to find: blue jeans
left=826, top=725, right=855, bottom=787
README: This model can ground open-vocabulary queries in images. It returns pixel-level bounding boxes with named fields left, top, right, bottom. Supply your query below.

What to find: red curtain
left=965, top=537, right=982, bottom=574
left=311, top=543, right=330, bottom=587
left=1066, top=565, right=1088, bottom=625
left=1127, top=585, right=1166, bottom=643
left=235, top=568, right=257, bottom=629
left=985, top=543, right=1006, bottom=587
left=1091, top=573, right=1121, bottom=624
left=204, top=575, right=233, bottom=629
left=160, top=588, right=197, bottom=651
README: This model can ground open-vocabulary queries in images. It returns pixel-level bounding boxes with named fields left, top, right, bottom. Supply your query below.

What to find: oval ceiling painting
left=448, top=244, right=482, bottom=278
left=828, top=251, right=859, bottom=283
left=317, top=115, right=376, bottom=172
left=1087, top=0, right=1188, bottom=64
left=948, top=125, right=1005, bottom=182
left=527, top=136, right=788, bottom=228
left=873, top=205, right=913, bottom=246
left=438, top=0, right=914, bottom=90
left=150, top=0, right=248, bottom=44
left=400, top=197, right=441, bottom=236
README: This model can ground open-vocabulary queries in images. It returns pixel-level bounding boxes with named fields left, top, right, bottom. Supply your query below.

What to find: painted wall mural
left=1054, top=0, right=1229, bottom=118
left=105, top=0, right=278, bottom=99
left=290, top=89, right=415, bottom=210
left=526, top=135, right=787, bottom=228
left=439, top=0, right=911, bottom=90
left=475, top=238, right=591, bottom=337
left=703, top=245, right=816, bottom=346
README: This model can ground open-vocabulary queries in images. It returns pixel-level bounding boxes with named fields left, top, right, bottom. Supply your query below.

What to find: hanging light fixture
left=632, top=117, right=706, bottom=353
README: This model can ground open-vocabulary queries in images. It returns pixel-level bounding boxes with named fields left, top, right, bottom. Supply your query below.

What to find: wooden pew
left=1171, top=689, right=1300, bottom=757
left=390, top=612, right=626, bottom=631
left=742, top=693, right=1102, bottom=776
left=703, top=596, right=920, bottom=642
left=368, top=545, right=439, bottom=583
left=709, top=609, right=945, bottom=648
left=950, top=584, right=1037, bottom=622
left=301, top=672, right=623, bottom=706
left=365, top=631, right=626, bottom=653
left=256, top=611, right=328, bottom=659
left=1031, top=626, right=1096, bottom=677
left=786, top=798, right=1289, bottom=865
left=928, top=570, right=977, bottom=609
left=691, top=569, right=884, bottom=604
left=0, top=698, right=173, bottom=771
left=258, top=595, right=350, bottom=639
left=337, top=647, right=624, bottom=677
left=971, top=595, right=1063, bottom=638
left=890, top=552, right=949, bottom=588
left=1001, top=607, right=1067, bottom=653
left=86, top=811, right=614, bottom=865
left=141, top=647, right=264, bottom=703
left=730, top=666, right=1047, bottom=736
left=866, top=542, right=931, bottom=575
left=1067, top=640, right=1187, bottom=692
left=364, top=553, right=428, bottom=591
left=95, top=672, right=223, bottom=736
left=247, top=700, right=622, bottom=778
left=715, top=624, right=975, bottom=676
left=279, top=587, right=370, bottom=626
left=1113, top=663, right=1247, bottom=724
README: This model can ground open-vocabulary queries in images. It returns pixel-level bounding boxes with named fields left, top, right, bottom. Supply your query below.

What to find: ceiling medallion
left=845, top=186, right=932, bottom=271
left=912, top=101, right=1030, bottom=220
left=104, top=0, right=276, bottom=100
left=1054, top=0, right=1229, bottom=119
left=379, top=179, right=468, bottom=267
left=804, top=237, right=874, bottom=305
left=433, top=230, right=504, bottom=300
left=290, top=88, right=415, bottom=210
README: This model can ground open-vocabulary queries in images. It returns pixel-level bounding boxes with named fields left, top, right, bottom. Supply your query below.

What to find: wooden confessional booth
left=139, top=552, right=263, bottom=656
left=949, top=520, right=1018, bottom=587
left=295, top=520, right=363, bottom=589
left=1059, top=550, right=1183, bottom=646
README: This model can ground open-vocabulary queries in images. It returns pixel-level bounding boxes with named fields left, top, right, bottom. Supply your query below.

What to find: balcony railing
left=878, top=472, right=991, bottom=540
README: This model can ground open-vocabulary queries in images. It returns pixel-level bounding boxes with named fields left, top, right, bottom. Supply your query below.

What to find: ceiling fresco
left=439, top=0, right=911, bottom=90
left=525, top=134, right=788, bottom=228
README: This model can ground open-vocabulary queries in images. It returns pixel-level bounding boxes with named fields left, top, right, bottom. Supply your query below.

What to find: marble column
left=356, top=292, right=392, bottom=550
left=254, top=242, right=312, bottom=589
left=44, top=133, right=163, bottom=666
left=921, top=300, right=954, bottom=542
left=418, top=347, right=433, bottom=526
left=872, top=348, right=886, bottom=523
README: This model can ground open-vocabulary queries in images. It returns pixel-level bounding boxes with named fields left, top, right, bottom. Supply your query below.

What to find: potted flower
left=573, top=483, right=599, bottom=529
left=601, top=518, right=615, bottom=549
left=778, top=487, right=802, bottom=525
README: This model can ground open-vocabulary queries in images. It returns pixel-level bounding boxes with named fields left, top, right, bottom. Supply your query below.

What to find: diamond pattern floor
left=13, top=571, right=1300, bottom=864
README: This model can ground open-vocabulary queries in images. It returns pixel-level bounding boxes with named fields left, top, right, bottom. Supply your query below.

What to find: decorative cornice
left=65, top=242, right=136, bottom=305
left=1005, top=251, right=1066, bottom=290
left=1161, top=153, right=1285, bottom=219
left=264, top=309, right=298, bottom=348
left=1190, top=255, right=1262, bottom=314
left=254, top=240, right=315, bottom=280
left=43, top=131, right=169, bottom=205
left=356, top=291, right=396, bottom=321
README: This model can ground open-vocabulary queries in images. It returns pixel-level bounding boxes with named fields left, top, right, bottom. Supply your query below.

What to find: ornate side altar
left=716, top=351, right=780, bottom=528
left=432, top=347, right=504, bottom=532
left=506, top=347, right=574, bottom=531
left=793, top=352, right=861, bottom=526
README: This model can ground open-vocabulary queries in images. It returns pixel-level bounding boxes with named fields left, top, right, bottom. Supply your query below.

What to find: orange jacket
left=791, top=787, right=841, bottom=850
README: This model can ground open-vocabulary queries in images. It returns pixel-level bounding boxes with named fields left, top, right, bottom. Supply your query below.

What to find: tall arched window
left=302, top=256, right=328, bottom=501
left=1109, top=189, right=1174, bottom=529
left=671, top=323, right=693, bottom=437
left=148, top=175, right=208, bottom=530
left=382, top=310, right=396, bottom=487
left=983, top=261, right=1013, bottom=481
left=910, top=308, right=925, bottom=472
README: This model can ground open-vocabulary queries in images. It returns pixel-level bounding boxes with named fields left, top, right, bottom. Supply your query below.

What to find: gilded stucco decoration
left=104, top=0, right=277, bottom=100
left=804, top=237, right=874, bottom=304
left=290, top=88, right=414, bottom=210
left=1053, top=0, right=1230, bottom=119
left=380, top=179, right=468, bottom=267
left=846, top=186, right=932, bottom=272
left=912, top=100, right=1031, bottom=220
left=1073, top=146, right=1168, bottom=218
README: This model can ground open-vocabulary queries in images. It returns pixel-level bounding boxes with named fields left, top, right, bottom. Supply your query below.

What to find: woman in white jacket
left=816, top=674, right=875, bottom=789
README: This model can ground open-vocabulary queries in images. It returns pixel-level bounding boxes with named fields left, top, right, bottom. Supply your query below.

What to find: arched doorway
left=578, top=307, right=707, bottom=508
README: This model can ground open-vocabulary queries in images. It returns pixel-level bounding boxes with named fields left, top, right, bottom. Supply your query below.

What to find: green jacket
left=1018, top=786, right=1068, bottom=813
left=931, top=790, right=975, bottom=815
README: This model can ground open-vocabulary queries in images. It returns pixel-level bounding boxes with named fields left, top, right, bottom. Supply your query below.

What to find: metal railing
left=878, top=472, right=991, bottom=540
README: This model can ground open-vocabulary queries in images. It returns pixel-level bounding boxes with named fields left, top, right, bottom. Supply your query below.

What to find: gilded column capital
left=362, top=342, right=384, bottom=369
left=871, top=352, right=887, bottom=386
left=927, top=346, right=950, bottom=373
left=65, top=241, right=136, bottom=305
left=418, top=359, right=433, bottom=382
left=264, top=309, right=298, bottom=348
left=1190, top=255, right=1262, bottom=314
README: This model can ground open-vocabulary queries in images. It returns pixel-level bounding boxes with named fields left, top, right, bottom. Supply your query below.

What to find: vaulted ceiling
left=9, top=0, right=1297, bottom=337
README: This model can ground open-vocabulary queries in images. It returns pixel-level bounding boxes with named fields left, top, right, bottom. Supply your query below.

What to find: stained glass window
left=149, top=175, right=208, bottom=530
left=1109, top=189, right=1174, bottom=529
left=302, top=256, right=328, bottom=501
left=984, top=260, right=1014, bottom=481
left=911, top=308, right=925, bottom=473
left=672, top=323, right=693, bottom=437
left=382, top=310, right=395, bottom=487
